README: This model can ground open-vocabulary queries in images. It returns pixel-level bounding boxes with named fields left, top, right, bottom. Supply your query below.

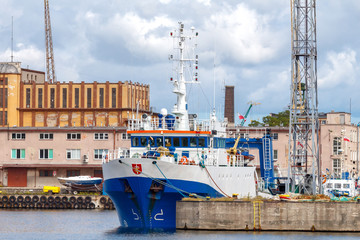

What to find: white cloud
left=159, top=0, right=172, bottom=4
left=0, top=44, right=44, bottom=71
left=197, top=0, right=211, bottom=7
left=318, top=49, right=359, bottom=88
left=248, top=70, right=289, bottom=102
left=202, top=3, right=284, bottom=64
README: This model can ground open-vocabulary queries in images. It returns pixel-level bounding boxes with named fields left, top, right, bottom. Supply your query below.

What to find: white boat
left=58, top=176, right=103, bottom=192
left=102, top=22, right=258, bottom=230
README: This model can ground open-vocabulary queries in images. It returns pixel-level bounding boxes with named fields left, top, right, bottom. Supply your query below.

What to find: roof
left=0, top=63, right=20, bottom=74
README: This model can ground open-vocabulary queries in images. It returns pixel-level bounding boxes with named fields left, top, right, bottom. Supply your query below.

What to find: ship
left=102, top=22, right=258, bottom=230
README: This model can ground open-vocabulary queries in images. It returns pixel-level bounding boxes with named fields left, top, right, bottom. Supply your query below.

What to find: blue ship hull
left=104, top=177, right=222, bottom=230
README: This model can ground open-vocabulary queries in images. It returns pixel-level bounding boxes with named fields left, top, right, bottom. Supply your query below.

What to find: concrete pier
left=176, top=200, right=360, bottom=232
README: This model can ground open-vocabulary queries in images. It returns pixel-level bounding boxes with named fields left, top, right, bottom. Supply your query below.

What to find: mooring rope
left=203, top=166, right=231, bottom=198
left=153, top=161, right=187, bottom=198
left=119, top=160, right=205, bottom=199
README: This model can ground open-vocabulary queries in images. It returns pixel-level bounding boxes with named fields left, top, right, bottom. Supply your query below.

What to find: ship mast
left=169, top=22, right=198, bottom=130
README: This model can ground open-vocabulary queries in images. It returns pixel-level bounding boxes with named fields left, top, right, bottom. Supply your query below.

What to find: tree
left=262, top=110, right=290, bottom=127
left=248, top=120, right=264, bottom=127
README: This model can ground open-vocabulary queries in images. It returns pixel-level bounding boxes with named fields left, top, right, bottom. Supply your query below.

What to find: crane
left=227, top=102, right=259, bottom=155
left=44, top=0, right=56, bottom=83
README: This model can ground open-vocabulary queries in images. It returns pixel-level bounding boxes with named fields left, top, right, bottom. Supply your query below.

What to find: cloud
left=0, top=44, right=44, bottom=70
left=318, top=49, right=359, bottom=88
left=201, top=3, right=285, bottom=65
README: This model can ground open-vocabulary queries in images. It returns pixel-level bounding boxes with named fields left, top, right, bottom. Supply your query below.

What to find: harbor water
left=0, top=209, right=360, bottom=240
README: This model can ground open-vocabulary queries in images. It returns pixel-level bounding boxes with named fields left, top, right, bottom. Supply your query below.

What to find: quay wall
left=176, top=200, right=360, bottom=232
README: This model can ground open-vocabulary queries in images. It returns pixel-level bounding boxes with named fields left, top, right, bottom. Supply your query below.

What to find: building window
left=272, top=133, right=278, bottom=140
left=66, top=149, right=81, bottom=160
left=67, top=170, right=80, bottom=177
left=94, top=149, right=108, bottom=160
left=62, top=88, right=67, bottom=108
left=12, top=133, right=25, bottom=140
left=273, top=149, right=278, bottom=161
left=40, top=149, right=53, bottom=159
left=99, top=88, right=104, bottom=108
left=26, top=88, right=31, bottom=108
left=67, top=133, right=81, bottom=140
left=87, top=88, right=91, bottom=108
left=75, top=88, right=79, bottom=108
left=333, top=137, right=341, bottom=155
left=112, top=88, right=116, bottom=108
left=40, top=133, right=53, bottom=140
left=333, top=159, right=341, bottom=178
left=94, top=169, right=103, bottom=177
left=94, top=133, right=108, bottom=140
left=50, top=88, right=55, bottom=108
left=0, top=88, right=6, bottom=108
left=121, top=133, right=130, bottom=140
left=11, top=149, right=25, bottom=159
left=38, top=88, right=43, bottom=108
left=39, top=170, right=53, bottom=177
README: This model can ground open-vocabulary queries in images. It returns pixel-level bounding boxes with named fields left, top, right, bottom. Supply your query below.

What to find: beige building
left=0, top=127, right=130, bottom=187
left=0, top=61, right=150, bottom=188
left=228, top=111, right=358, bottom=180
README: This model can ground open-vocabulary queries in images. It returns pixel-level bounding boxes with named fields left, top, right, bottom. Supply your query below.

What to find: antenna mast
left=44, top=0, right=56, bottom=83
left=288, top=0, right=320, bottom=194
left=169, top=22, right=199, bottom=130
left=11, top=16, right=14, bottom=62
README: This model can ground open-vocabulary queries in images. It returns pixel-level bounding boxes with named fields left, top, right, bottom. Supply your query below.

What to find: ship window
left=173, top=137, right=180, bottom=147
left=165, top=137, right=171, bottom=147
left=190, top=137, right=197, bottom=147
left=334, top=183, right=341, bottom=189
left=132, top=137, right=139, bottom=147
left=198, top=137, right=205, bottom=147
left=343, top=184, right=350, bottom=188
left=149, top=137, right=155, bottom=147
left=326, top=183, right=333, bottom=188
left=156, top=137, right=163, bottom=147
left=140, top=137, right=147, bottom=147
left=182, top=138, right=188, bottom=147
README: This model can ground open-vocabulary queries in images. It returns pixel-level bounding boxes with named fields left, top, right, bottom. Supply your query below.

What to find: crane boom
left=44, top=0, right=56, bottom=83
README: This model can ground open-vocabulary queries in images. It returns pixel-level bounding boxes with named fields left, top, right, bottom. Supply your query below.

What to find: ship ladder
left=253, top=201, right=262, bottom=231
left=262, top=137, right=272, bottom=183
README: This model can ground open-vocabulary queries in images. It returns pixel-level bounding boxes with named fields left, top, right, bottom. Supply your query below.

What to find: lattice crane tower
left=287, top=0, right=320, bottom=194
left=44, top=0, right=56, bottom=83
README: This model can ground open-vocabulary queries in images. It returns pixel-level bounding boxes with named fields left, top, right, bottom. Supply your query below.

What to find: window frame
left=94, top=133, right=109, bottom=140
left=39, top=149, right=53, bottom=159
left=66, top=149, right=81, bottom=160
left=11, top=149, right=25, bottom=159
left=12, top=133, right=26, bottom=140
left=94, top=149, right=109, bottom=160
left=67, top=133, right=81, bottom=140
left=40, top=133, right=54, bottom=140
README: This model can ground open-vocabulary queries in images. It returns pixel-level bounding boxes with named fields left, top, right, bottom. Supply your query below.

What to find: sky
left=0, top=0, right=360, bottom=125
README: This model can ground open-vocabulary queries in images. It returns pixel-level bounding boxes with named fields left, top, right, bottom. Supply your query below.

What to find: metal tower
left=288, top=0, right=320, bottom=194
left=44, top=0, right=56, bottom=83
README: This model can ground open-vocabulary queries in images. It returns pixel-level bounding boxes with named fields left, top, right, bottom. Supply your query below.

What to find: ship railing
left=227, top=154, right=245, bottom=167
left=127, top=117, right=212, bottom=131
left=102, top=148, right=130, bottom=163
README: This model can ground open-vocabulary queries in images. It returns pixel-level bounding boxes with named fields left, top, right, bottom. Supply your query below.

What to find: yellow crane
left=227, top=102, right=259, bottom=156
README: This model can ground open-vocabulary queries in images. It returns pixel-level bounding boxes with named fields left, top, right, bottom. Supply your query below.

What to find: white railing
left=127, top=118, right=212, bottom=131
left=102, top=148, right=130, bottom=163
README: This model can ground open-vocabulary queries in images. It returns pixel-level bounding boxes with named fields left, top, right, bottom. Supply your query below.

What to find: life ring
left=180, top=156, right=189, bottom=165
left=322, top=175, right=326, bottom=184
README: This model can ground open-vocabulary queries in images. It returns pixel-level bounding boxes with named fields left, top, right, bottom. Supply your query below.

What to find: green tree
left=248, top=120, right=264, bottom=127
left=262, top=110, right=290, bottom=127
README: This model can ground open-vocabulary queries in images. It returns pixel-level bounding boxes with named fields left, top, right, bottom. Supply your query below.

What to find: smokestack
left=224, top=85, right=234, bottom=124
